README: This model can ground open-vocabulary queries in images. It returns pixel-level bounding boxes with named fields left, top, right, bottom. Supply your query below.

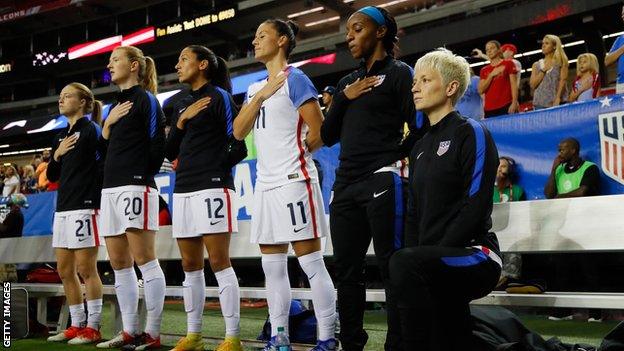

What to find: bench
left=5, top=195, right=624, bottom=332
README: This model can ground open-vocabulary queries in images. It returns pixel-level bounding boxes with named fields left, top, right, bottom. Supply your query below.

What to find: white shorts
left=100, top=185, right=159, bottom=237
left=172, top=188, right=238, bottom=238
left=251, top=181, right=328, bottom=244
left=52, top=209, right=102, bottom=249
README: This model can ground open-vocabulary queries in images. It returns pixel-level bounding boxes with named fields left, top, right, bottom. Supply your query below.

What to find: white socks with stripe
left=138, top=259, right=166, bottom=338
left=69, top=303, right=86, bottom=328
left=86, top=299, right=103, bottom=330
left=182, top=269, right=205, bottom=334
left=297, top=251, right=337, bottom=341
left=215, top=267, right=241, bottom=337
left=262, top=253, right=291, bottom=336
left=113, top=267, right=139, bottom=335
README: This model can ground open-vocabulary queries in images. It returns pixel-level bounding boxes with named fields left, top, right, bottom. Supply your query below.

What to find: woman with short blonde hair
left=391, top=48, right=501, bottom=351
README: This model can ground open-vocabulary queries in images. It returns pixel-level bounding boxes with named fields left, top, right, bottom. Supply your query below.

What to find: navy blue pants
left=330, top=172, right=406, bottom=351
left=389, top=246, right=501, bottom=351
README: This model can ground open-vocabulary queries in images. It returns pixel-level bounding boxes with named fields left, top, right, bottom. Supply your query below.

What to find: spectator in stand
left=3, top=165, right=20, bottom=197
left=530, top=34, right=569, bottom=109
left=0, top=164, right=5, bottom=195
left=501, top=43, right=522, bottom=87
left=569, top=53, right=600, bottom=102
left=544, top=138, right=601, bottom=321
left=0, top=193, right=27, bottom=238
left=493, top=157, right=530, bottom=292
left=32, top=155, right=42, bottom=169
left=545, top=137, right=599, bottom=199
left=456, top=68, right=484, bottom=119
left=494, top=157, right=524, bottom=203
left=605, top=4, right=624, bottom=94
left=478, top=40, right=519, bottom=117
left=20, top=165, right=38, bottom=194
left=321, top=86, right=335, bottom=114
left=36, top=150, right=51, bottom=191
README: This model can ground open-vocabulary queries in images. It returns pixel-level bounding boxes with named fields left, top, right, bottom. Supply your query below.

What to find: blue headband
left=357, top=6, right=386, bottom=26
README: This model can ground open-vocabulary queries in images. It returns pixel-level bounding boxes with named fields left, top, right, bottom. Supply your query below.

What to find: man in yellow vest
left=544, top=137, right=599, bottom=199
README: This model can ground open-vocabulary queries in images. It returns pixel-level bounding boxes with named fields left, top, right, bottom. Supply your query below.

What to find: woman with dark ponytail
left=320, top=6, right=427, bottom=351
left=233, top=18, right=337, bottom=351
left=46, top=83, right=104, bottom=345
left=164, top=45, right=245, bottom=351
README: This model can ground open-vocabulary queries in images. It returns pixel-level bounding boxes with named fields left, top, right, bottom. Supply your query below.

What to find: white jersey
left=246, top=66, right=319, bottom=190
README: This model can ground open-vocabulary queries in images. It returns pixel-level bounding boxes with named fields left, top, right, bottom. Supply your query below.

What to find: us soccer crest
left=599, top=111, right=624, bottom=185
left=437, top=140, right=451, bottom=156
left=374, top=75, right=386, bottom=87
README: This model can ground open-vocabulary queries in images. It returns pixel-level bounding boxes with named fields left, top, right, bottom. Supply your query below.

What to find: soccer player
left=233, top=19, right=338, bottom=351
left=46, top=82, right=104, bottom=345
left=166, top=45, right=244, bottom=351
left=320, top=6, right=424, bottom=350
left=95, top=46, right=166, bottom=350
left=390, top=48, right=501, bottom=351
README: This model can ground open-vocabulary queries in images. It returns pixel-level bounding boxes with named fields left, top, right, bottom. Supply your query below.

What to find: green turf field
left=7, top=303, right=620, bottom=350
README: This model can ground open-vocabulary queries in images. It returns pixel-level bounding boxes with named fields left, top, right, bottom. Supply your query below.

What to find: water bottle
left=275, top=326, right=290, bottom=351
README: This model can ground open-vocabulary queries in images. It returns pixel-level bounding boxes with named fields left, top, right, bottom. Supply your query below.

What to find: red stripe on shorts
left=224, top=188, right=233, bottom=233
left=92, top=209, right=100, bottom=246
left=143, top=186, right=149, bottom=230
left=295, top=115, right=318, bottom=237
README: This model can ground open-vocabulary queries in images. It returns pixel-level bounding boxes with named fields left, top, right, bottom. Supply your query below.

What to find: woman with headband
left=320, top=6, right=426, bottom=351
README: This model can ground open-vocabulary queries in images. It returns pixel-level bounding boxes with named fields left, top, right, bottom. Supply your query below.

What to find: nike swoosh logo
left=373, top=189, right=388, bottom=198
left=128, top=216, right=138, bottom=221
left=294, top=227, right=305, bottom=233
left=307, top=272, right=317, bottom=280
left=219, top=287, right=226, bottom=295
left=210, top=220, right=223, bottom=225
left=417, top=152, right=424, bottom=159
left=78, top=238, right=88, bottom=242
left=178, top=107, right=186, bottom=113
left=248, top=93, right=256, bottom=99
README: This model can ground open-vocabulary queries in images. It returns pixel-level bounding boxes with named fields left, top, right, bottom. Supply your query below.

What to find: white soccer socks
left=86, top=298, right=103, bottom=330
left=138, top=259, right=166, bottom=338
left=297, top=251, right=337, bottom=341
left=215, top=266, right=241, bottom=337
left=69, top=303, right=86, bottom=328
left=113, top=267, right=139, bottom=335
left=182, top=269, right=206, bottom=334
left=262, top=253, right=291, bottom=336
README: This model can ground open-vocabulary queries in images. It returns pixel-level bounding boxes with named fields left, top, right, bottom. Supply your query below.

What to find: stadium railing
left=6, top=194, right=624, bottom=330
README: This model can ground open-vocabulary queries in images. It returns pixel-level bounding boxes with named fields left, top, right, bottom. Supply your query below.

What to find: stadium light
left=0, top=147, right=50, bottom=157
left=379, top=0, right=410, bottom=8
left=288, top=7, right=324, bottom=19
left=306, top=16, right=340, bottom=27
left=603, top=31, right=624, bottom=39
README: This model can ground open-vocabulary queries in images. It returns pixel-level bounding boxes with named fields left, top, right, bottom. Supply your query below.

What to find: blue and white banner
left=482, top=95, right=624, bottom=199
left=21, top=96, right=624, bottom=236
